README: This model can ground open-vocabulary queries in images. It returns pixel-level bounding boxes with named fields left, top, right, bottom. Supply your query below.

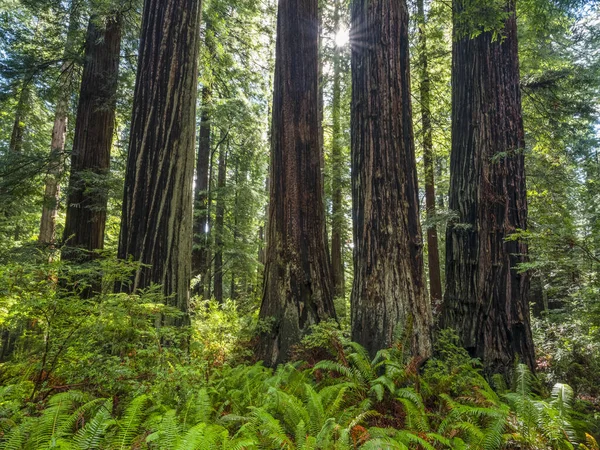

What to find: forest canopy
left=0, top=0, right=599, bottom=448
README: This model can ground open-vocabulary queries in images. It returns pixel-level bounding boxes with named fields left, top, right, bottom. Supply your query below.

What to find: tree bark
left=331, top=0, right=345, bottom=300
left=62, top=16, right=121, bottom=267
left=257, top=0, right=336, bottom=367
left=192, top=85, right=212, bottom=296
left=39, top=2, right=80, bottom=247
left=350, top=0, right=433, bottom=360
left=417, top=0, right=443, bottom=312
left=9, top=83, right=31, bottom=154
left=442, top=0, right=535, bottom=375
left=213, top=143, right=227, bottom=303
left=117, top=0, right=203, bottom=323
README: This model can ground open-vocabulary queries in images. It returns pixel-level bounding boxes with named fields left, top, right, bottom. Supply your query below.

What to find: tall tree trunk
left=417, top=0, right=443, bottom=312
left=8, top=82, right=32, bottom=240
left=350, top=0, right=433, bottom=360
left=257, top=0, right=336, bottom=367
left=62, top=16, right=121, bottom=268
left=318, top=3, right=326, bottom=192
left=39, top=3, right=80, bottom=247
left=193, top=85, right=212, bottom=296
left=117, top=0, right=203, bottom=323
left=331, top=0, right=345, bottom=300
left=230, top=161, right=240, bottom=300
left=442, top=0, right=535, bottom=375
left=213, top=143, right=227, bottom=303
left=9, top=83, right=31, bottom=154
left=203, top=143, right=216, bottom=299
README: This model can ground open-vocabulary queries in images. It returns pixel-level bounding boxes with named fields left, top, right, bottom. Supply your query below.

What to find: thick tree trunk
left=62, top=16, right=121, bottom=267
left=192, top=85, right=212, bottom=296
left=117, top=0, right=203, bottom=323
left=417, top=0, right=443, bottom=312
left=257, top=0, right=336, bottom=367
left=350, top=0, right=433, bottom=360
left=331, top=0, right=345, bottom=300
left=39, top=3, right=80, bottom=247
left=442, top=0, right=535, bottom=375
left=213, top=144, right=227, bottom=303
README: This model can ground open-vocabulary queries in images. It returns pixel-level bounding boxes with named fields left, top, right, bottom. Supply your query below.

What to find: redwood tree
left=192, top=84, right=212, bottom=298
left=257, top=0, right=336, bottom=367
left=39, top=2, right=80, bottom=247
left=213, top=143, right=227, bottom=303
left=416, top=0, right=443, bottom=311
left=62, top=15, right=121, bottom=265
left=330, top=0, right=346, bottom=300
left=442, top=0, right=535, bottom=374
left=350, top=0, right=433, bottom=359
left=117, top=0, right=203, bottom=321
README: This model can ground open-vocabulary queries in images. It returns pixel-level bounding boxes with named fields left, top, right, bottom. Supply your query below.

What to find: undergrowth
left=0, top=263, right=598, bottom=449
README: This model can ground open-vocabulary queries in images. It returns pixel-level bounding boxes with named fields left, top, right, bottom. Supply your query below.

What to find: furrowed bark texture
left=258, top=0, right=336, bottom=367
left=442, top=0, right=535, bottom=374
left=117, top=0, right=202, bottom=321
left=417, top=0, right=443, bottom=311
left=331, top=0, right=346, bottom=300
left=62, top=16, right=121, bottom=264
left=350, top=0, right=433, bottom=359
left=192, top=85, right=212, bottom=296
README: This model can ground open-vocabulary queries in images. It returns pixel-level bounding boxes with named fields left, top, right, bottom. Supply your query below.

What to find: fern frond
left=249, top=407, right=293, bottom=449
left=72, top=399, right=114, bottom=450
left=112, top=394, right=150, bottom=450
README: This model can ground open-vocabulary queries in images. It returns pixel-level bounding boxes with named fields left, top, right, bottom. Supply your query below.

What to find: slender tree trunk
left=318, top=3, right=326, bottom=192
left=350, top=0, right=433, bottom=360
left=117, top=0, right=203, bottom=323
left=213, top=143, right=227, bottom=303
left=39, top=3, right=80, bottom=247
left=417, top=0, right=443, bottom=311
left=331, top=0, right=345, bottom=300
left=230, top=161, right=240, bottom=300
left=62, top=16, right=121, bottom=269
left=442, top=0, right=535, bottom=375
left=8, top=83, right=32, bottom=240
left=193, top=85, right=212, bottom=296
left=9, top=83, right=31, bottom=154
left=257, top=0, right=336, bottom=367
left=203, top=145, right=216, bottom=299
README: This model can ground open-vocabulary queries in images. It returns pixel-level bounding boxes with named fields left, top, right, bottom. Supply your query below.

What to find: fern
left=111, top=394, right=150, bottom=450
left=72, top=399, right=114, bottom=450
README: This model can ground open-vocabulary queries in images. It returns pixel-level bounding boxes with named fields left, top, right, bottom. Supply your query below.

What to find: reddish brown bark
left=117, top=0, right=203, bottom=322
left=62, top=16, right=121, bottom=266
left=350, top=0, right=433, bottom=359
left=442, top=0, right=535, bottom=375
left=257, top=0, right=336, bottom=367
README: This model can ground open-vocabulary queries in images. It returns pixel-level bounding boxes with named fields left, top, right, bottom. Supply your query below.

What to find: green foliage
left=0, top=302, right=596, bottom=450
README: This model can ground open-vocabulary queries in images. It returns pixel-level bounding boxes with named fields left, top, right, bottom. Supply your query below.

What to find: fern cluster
left=1, top=334, right=595, bottom=450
